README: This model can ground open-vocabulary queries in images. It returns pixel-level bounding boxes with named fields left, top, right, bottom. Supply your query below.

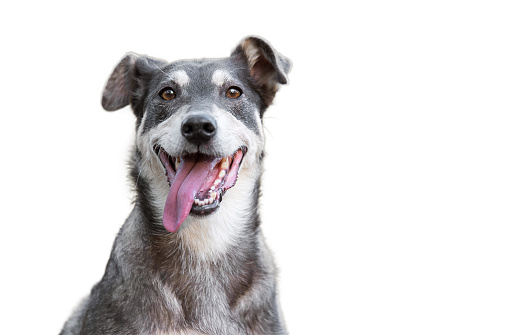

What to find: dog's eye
left=159, top=88, right=176, bottom=101
left=226, top=87, right=242, bottom=99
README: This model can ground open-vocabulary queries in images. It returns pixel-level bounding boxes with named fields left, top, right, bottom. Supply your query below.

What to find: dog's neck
left=117, top=200, right=268, bottom=333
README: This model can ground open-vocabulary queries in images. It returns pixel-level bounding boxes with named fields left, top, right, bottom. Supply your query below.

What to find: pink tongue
left=162, top=155, right=219, bottom=233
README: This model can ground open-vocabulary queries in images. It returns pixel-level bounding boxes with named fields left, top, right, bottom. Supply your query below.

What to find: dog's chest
left=136, top=258, right=254, bottom=335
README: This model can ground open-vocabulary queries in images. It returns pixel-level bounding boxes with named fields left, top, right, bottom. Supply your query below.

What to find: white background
left=1, top=1, right=513, bottom=334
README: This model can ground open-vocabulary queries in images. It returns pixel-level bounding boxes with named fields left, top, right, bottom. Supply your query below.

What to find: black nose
left=181, top=114, right=217, bottom=144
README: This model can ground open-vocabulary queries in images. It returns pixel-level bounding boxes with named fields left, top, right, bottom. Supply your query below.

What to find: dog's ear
left=231, top=36, right=291, bottom=105
left=102, top=53, right=167, bottom=112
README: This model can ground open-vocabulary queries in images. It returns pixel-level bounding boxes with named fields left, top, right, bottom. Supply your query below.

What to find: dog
left=60, top=36, right=291, bottom=335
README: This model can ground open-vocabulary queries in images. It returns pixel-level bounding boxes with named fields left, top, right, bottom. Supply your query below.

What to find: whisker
left=149, top=60, right=168, bottom=76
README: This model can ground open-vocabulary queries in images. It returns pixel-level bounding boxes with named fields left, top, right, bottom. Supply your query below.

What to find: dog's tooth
left=218, top=170, right=226, bottom=179
left=210, top=185, right=216, bottom=190
left=214, top=179, right=221, bottom=186
left=210, top=191, right=216, bottom=199
left=221, top=158, right=229, bottom=170
left=208, top=198, right=214, bottom=204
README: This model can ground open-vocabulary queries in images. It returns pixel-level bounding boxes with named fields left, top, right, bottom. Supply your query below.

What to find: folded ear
left=101, top=53, right=167, bottom=112
left=231, top=36, right=291, bottom=105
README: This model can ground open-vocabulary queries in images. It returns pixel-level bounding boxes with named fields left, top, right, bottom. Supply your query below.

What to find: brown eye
left=159, top=87, right=176, bottom=100
left=226, top=86, right=242, bottom=99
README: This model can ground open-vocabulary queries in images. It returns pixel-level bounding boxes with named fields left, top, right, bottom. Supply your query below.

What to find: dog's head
left=101, top=37, right=290, bottom=233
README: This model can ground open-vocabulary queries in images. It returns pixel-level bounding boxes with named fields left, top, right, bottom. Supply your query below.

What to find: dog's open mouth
left=156, top=146, right=247, bottom=233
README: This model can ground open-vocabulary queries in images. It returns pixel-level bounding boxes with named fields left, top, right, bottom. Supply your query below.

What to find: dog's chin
left=190, top=199, right=221, bottom=216
left=154, top=145, right=247, bottom=232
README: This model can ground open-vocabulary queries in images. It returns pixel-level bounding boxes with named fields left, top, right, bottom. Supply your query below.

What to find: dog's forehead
left=158, top=58, right=242, bottom=88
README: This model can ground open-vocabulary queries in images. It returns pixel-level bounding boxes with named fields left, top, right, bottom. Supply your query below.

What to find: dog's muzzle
left=156, top=146, right=247, bottom=233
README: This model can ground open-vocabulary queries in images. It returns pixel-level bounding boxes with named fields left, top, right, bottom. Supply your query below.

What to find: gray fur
left=61, top=36, right=290, bottom=335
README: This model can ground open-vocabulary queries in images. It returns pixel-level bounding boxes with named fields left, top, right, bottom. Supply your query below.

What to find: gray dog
left=60, top=36, right=291, bottom=335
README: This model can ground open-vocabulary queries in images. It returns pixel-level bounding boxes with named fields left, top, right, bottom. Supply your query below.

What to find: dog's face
left=101, top=37, right=290, bottom=233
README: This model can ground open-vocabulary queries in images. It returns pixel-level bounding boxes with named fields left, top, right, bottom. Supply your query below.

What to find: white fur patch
left=178, top=171, right=259, bottom=260
left=211, top=69, right=233, bottom=86
left=168, top=70, right=190, bottom=87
